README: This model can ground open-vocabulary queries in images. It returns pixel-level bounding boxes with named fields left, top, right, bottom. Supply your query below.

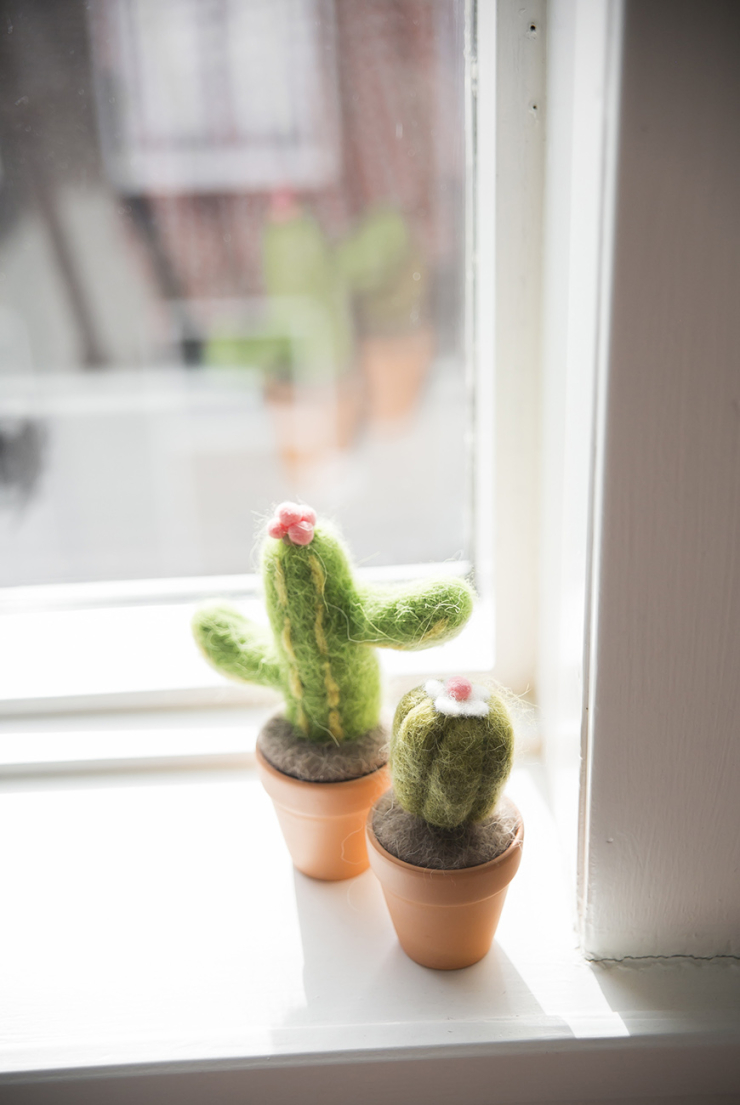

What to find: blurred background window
left=0, top=0, right=469, bottom=588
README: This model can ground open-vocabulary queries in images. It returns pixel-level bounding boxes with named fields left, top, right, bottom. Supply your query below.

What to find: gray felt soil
left=257, top=714, right=389, bottom=782
left=371, top=789, right=520, bottom=870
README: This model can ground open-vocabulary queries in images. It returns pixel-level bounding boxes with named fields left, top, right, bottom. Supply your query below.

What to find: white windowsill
left=1, top=734, right=738, bottom=1104
left=0, top=563, right=491, bottom=716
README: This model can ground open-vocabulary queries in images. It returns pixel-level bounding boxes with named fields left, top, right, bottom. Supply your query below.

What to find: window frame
left=574, top=0, right=740, bottom=961
left=2, top=2, right=740, bottom=1099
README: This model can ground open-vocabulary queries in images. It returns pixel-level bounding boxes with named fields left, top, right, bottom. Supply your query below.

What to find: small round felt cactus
left=192, top=505, right=475, bottom=744
left=390, top=678, right=514, bottom=830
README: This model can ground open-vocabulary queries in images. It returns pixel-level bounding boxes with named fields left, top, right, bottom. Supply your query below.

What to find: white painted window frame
left=576, top=0, right=740, bottom=961
left=2, top=3, right=740, bottom=1101
left=539, top=0, right=740, bottom=961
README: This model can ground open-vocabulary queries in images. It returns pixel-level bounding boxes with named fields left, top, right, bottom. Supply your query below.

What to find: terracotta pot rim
left=255, top=744, right=389, bottom=792
left=366, top=801, right=524, bottom=882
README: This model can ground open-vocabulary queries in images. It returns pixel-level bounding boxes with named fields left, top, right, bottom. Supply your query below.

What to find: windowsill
left=1, top=734, right=738, bottom=1103
left=0, top=564, right=489, bottom=716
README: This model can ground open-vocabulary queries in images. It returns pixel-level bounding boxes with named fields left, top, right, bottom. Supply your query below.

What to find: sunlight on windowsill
left=0, top=758, right=616, bottom=1078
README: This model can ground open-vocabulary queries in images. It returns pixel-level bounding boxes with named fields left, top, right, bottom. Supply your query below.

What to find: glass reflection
left=0, top=0, right=468, bottom=584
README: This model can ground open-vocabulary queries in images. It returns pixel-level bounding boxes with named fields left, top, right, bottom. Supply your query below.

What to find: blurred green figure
left=261, top=190, right=355, bottom=384
left=207, top=194, right=426, bottom=386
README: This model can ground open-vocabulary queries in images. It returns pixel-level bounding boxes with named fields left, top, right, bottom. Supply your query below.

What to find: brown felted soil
left=372, top=789, right=520, bottom=870
left=257, top=714, right=389, bottom=782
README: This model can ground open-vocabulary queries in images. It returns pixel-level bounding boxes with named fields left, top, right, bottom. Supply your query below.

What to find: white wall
left=581, top=0, right=740, bottom=958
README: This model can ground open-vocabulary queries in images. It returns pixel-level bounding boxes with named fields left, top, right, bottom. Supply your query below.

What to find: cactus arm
left=191, top=510, right=476, bottom=745
left=350, top=577, right=474, bottom=651
left=192, top=605, right=284, bottom=690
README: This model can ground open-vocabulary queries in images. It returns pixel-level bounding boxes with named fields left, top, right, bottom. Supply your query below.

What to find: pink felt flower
left=268, top=502, right=316, bottom=546
left=424, top=677, right=490, bottom=718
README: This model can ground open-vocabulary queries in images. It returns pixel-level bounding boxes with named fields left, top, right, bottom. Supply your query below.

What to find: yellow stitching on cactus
left=324, top=662, right=340, bottom=707
left=310, top=552, right=343, bottom=738
left=289, top=667, right=303, bottom=701
left=272, top=561, right=305, bottom=714
left=328, top=709, right=344, bottom=741
left=420, top=617, right=448, bottom=644
left=283, top=619, right=304, bottom=703
left=314, top=608, right=329, bottom=655
left=308, top=554, right=325, bottom=595
left=296, top=703, right=309, bottom=735
left=281, top=622, right=297, bottom=662
left=273, top=558, right=289, bottom=607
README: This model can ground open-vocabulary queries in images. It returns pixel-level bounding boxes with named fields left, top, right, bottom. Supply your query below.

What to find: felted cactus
left=390, top=677, right=514, bottom=830
left=192, top=504, right=474, bottom=744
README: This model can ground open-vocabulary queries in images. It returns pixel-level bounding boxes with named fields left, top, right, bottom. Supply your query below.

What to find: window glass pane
left=0, top=0, right=469, bottom=586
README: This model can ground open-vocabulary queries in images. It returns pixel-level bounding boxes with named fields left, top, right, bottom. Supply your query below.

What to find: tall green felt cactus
left=390, top=678, right=514, bottom=830
left=192, top=504, right=474, bottom=743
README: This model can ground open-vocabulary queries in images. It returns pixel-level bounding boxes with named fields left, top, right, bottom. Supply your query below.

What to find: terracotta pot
left=256, top=745, right=390, bottom=881
left=359, top=327, right=434, bottom=425
left=366, top=803, right=524, bottom=969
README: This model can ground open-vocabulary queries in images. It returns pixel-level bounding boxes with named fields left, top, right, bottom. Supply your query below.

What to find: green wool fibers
left=192, top=516, right=474, bottom=744
left=390, top=686, right=514, bottom=830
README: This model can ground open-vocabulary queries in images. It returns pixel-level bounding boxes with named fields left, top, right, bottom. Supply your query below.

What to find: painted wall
left=582, top=0, right=740, bottom=958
